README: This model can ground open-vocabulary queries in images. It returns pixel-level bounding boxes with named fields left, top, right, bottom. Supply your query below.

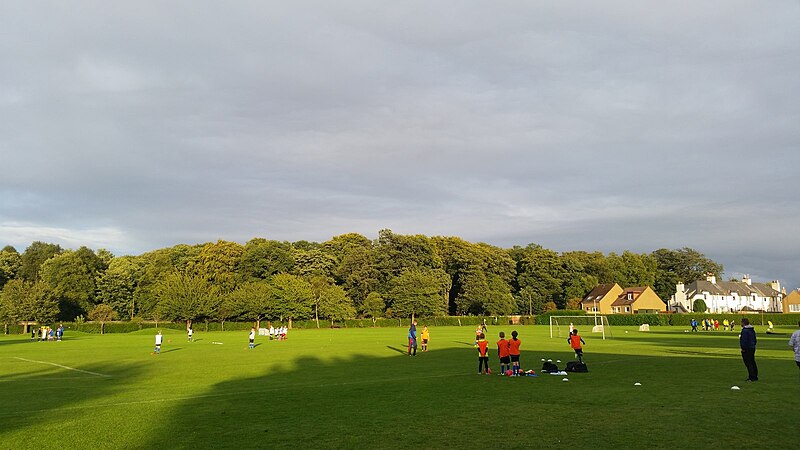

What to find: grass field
left=1, top=324, right=798, bottom=449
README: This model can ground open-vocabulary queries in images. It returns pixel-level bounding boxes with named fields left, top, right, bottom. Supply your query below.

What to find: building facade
left=672, top=275, right=784, bottom=313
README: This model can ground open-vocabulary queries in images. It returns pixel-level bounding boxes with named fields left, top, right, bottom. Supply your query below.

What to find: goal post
left=549, top=315, right=611, bottom=340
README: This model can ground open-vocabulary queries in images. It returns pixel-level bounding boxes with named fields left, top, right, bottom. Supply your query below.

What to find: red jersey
left=569, top=334, right=583, bottom=350
left=496, top=339, right=510, bottom=357
left=508, top=338, right=521, bottom=356
left=477, top=339, right=489, bottom=357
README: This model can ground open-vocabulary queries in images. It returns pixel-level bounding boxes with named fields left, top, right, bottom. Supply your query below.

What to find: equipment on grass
left=565, top=361, right=588, bottom=373
left=549, top=315, right=611, bottom=340
left=542, top=361, right=559, bottom=373
left=634, top=382, right=642, bottom=386
left=731, top=386, right=740, bottom=390
left=562, top=378, right=569, bottom=382
left=506, top=370, right=513, bottom=376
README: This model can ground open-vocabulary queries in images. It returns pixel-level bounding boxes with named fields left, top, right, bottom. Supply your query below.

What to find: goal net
left=549, top=315, right=611, bottom=340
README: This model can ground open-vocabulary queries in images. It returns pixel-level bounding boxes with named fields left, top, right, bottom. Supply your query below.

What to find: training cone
left=562, top=378, right=569, bottom=382
left=731, top=386, right=740, bottom=390
left=634, top=382, right=642, bottom=386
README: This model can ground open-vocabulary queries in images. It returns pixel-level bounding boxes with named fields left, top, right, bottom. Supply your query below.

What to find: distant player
left=497, top=332, right=510, bottom=375
left=154, top=330, right=163, bottom=354
left=187, top=327, right=193, bottom=342
left=249, top=327, right=256, bottom=349
left=567, top=329, right=587, bottom=363
left=476, top=332, right=489, bottom=374
left=789, top=321, right=800, bottom=372
left=421, top=325, right=430, bottom=352
left=509, top=330, right=522, bottom=376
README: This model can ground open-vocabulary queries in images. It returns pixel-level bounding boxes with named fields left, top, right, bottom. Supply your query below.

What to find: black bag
left=541, top=362, right=559, bottom=372
left=566, top=361, right=588, bottom=373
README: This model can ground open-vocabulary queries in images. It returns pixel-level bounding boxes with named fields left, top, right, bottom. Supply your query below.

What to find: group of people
left=31, top=324, right=65, bottom=342
left=268, top=325, right=288, bottom=341
left=691, top=318, right=736, bottom=332
left=473, top=325, right=585, bottom=376
left=406, top=321, right=429, bottom=356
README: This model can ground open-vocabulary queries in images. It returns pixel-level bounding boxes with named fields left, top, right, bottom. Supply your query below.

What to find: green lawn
left=1, top=324, right=798, bottom=449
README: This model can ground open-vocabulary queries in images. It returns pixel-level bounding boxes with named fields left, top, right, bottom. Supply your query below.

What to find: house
left=611, top=286, right=666, bottom=314
left=579, top=284, right=624, bottom=314
left=783, top=290, right=800, bottom=314
left=672, top=275, right=784, bottom=313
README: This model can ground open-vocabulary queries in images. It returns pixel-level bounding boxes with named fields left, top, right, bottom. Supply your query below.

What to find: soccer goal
left=549, top=315, right=611, bottom=340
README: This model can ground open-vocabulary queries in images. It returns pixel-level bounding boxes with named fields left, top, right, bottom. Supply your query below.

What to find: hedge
left=4, top=313, right=799, bottom=334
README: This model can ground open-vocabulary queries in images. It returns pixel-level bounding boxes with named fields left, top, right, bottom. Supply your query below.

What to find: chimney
left=676, top=282, right=685, bottom=293
left=706, top=274, right=716, bottom=284
left=770, top=280, right=781, bottom=292
left=742, top=275, right=751, bottom=285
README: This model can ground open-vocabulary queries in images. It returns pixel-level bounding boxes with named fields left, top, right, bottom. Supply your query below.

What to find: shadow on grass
left=136, top=343, right=800, bottom=450
left=386, top=345, right=406, bottom=354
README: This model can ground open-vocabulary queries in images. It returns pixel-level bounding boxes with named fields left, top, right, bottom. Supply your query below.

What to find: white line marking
left=13, top=357, right=111, bottom=378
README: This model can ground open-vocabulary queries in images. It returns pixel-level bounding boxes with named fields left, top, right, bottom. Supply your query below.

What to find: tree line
left=0, top=229, right=723, bottom=328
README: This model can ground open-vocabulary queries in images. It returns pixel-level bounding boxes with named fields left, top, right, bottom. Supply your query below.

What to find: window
left=790, top=304, right=800, bottom=313
left=625, top=306, right=630, bottom=312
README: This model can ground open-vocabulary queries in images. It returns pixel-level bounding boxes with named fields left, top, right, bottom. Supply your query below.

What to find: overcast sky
left=1, top=1, right=798, bottom=291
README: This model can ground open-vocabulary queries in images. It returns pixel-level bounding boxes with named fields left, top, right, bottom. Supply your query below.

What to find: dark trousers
left=741, top=348, right=758, bottom=380
left=478, top=356, right=489, bottom=373
left=408, top=338, right=417, bottom=355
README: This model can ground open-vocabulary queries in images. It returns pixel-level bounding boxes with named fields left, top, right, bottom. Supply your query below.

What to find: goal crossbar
left=549, top=315, right=610, bottom=340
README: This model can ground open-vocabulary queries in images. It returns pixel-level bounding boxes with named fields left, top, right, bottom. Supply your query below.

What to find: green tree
left=607, top=251, right=657, bottom=288
left=652, top=248, right=724, bottom=301
left=19, top=241, right=63, bottom=281
left=95, top=256, right=138, bottom=319
left=238, top=239, right=294, bottom=280
left=39, top=251, right=97, bottom=320
left=291, top=248, right=337, bottom=279
left=0, top=279, right=59, bottom=324
left=374, top=229, right=443, bottom=289
left=514, top=244, right=565, bottom=308
left=154, top=272, right=220, bottom=329
left=226, top=280, right=274, bottom=328
left=388, top=269, right=446, bottom=319
left=0, top=246, right=21, bottom=289
left=325, top=233, right=380, bottom=308
left=313, top=280, right=356, bottom=327
left=692, top=298, right=708, bottom=313
left=88, top=304, right=118, bottom=334
left=269, top=273, right=314, bottom=327
left=189, top=240, right=244, bottom=292
left=361, top=292, right=385, bottom=326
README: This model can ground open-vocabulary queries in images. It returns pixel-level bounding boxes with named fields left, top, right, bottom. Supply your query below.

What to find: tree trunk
left=221, top=320, right=225, bottom=331
left=186, top=319, right=192, bottom=330
left=288, top=318, right=293, bottom=329
left=315, top=305, right=320, bottom=329
left=256, top=319, right=261, bottom=329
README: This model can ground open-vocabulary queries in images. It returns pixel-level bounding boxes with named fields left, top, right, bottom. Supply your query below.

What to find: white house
left=672, top=275, right=784, bottom=313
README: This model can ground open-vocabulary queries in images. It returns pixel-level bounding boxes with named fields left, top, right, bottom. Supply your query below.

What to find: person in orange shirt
left=497, top=331, right=510, bottom=376
left=476, top=333, right=490, bottom=374
left=421, top=326, right=430, bottom=352
left=508, top=330, right=522, bottom=376
left=567, top=329, right=586, bottom=363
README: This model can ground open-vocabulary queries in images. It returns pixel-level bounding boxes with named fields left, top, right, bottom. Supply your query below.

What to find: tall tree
left=154, top=272, right=220, bottom=329
left=652, top=248, right=724, bottom=301
left=0, top=246, right=21, bottom=289
left=226, top=280, right=274, bottom=328
left=1, top=279, right=59, bottom=324
left=95, top=256, right=138, bottom=319
left=514, top=244, right=565, bottom=308
left=269, top=273, right=314, bottom=327
left=39, top=251, right=97, bottom=320
left=238, top=239, right=294, bottom=280
left=19, top=241, right=63, bottom=281
left=189, top=240, right=244, bottom=292
left=88, top=304, right=118, bottom=334
left=311, top=279, right=355, bottom=327
left=388, top=269, right=446, bottom=319
left=374, top=229, right=443, bottom=288
left=361, top=292, right=385, bottom=326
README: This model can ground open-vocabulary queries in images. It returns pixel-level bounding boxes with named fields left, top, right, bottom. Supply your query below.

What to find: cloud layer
left=1, top=1, right=798, bottom=290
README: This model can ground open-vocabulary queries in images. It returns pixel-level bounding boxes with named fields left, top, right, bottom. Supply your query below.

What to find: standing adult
left=789, top=321, right=800, bottom=373
left=407, top=320, right=417, bottom=356
left=739, top=318, right=758, bottom=382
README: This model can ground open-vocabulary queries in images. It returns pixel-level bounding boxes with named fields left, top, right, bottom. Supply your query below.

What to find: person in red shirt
left=476, top=333, right=490, bottom=374
left=497, top=332, right=510, bottom=376
left=508, top=330, right=522, bottom=376
left=567, top=329, right=586, bottom=363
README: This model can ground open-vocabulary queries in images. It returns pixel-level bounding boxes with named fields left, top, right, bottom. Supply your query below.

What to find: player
left=509, top=330, right=522, bottom=376
left=476, top=332, right=489, bottom=374
left=249, top=327, right=256, bottom=349
left=789, top=321, right=800, bottom=371
left=420, top=325, right=430, bottom=352
left=154, top=330, right=163, bottom=354
left=497, top=331, right=510, bottom=375
left=187, top=327, right=193, bottom=342
left=407, top=321, right=417, bottom=356
left=567, top=329, right=587, bottom=363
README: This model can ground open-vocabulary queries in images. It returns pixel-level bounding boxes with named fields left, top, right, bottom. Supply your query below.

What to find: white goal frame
left=549, top=315, right=610, bottom=340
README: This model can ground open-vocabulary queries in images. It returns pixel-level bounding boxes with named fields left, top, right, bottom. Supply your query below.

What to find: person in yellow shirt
left=723, top=319, right=729, bottom=331
left=421, top=326, right=430, bottom=352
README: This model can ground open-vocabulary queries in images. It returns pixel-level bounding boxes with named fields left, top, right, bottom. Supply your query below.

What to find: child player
left=154, top=330, right=163, bottom=354
left=421, top=325, right=430, bottom=352
left=509, top=331, right=521, bottom=376
left=568, top=329, right=586, bottom=363
left=476, top=332, right=490, bottom=375
left=497, top=331, right=510, bottom=376
left=248, top=327, right=256, bottom=349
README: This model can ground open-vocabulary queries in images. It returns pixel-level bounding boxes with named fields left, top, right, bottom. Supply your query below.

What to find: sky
left=1, top=1, right=799, bottom=292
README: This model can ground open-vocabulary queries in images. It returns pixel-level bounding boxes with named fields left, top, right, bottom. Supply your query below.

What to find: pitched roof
left=611, top=287, right=646, bottom=306
left=581, top=284, right=618, bottom=305
left=684, top=280, right=782, bottom=298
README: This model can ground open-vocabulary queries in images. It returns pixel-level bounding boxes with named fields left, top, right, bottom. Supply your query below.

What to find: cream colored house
left=610, top=286, right=666, bottom=314
left=672, top=275, right=783, bottom=313
left=580, top=284, right=623, bottom=315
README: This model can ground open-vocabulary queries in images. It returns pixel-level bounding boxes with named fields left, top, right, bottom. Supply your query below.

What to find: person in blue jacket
left=407, top=320, right=417, bottom=356
left=739, top=318, right=758, bottom=382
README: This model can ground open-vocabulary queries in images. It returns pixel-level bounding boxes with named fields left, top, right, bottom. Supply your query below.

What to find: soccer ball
left=506, top=370, right=513, bottom=376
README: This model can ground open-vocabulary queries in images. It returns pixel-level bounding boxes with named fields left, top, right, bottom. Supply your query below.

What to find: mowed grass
left=1, top=324, right=798, bottom=449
